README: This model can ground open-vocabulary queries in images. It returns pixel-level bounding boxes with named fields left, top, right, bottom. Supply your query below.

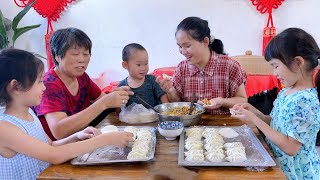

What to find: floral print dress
left=266, top=88, right=320, bottom=180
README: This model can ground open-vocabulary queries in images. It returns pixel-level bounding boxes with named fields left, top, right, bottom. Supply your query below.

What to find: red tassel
left=262, top=13, right=276, bottom=55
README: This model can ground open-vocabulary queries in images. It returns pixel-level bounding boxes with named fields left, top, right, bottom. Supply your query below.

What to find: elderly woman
left=157, top=17, right=247, bottom=114
left=34, top=28, right=132, bottom=140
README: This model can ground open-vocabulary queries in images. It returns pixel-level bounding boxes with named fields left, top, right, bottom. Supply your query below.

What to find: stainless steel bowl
left=154, top=102, right=205, bottom=126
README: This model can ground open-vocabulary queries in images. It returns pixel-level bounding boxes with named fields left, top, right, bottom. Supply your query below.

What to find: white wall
left=1, top=0, right=319, bottom=84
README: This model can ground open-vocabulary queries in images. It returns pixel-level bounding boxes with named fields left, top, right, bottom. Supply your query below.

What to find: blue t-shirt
left=118, top=75, right=165, bottom=108
left=267, top=88, right=320, bottom=180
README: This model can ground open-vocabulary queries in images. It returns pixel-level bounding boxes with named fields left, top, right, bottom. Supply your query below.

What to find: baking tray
left=178, top=125, right=276, bottom=167
left=71, top=126, right=156, bottom=165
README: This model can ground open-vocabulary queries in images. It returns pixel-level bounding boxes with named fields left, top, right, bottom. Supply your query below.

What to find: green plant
left=0, top=0, right=41, bottom=49
left=0, top=10, right=9, bottom=48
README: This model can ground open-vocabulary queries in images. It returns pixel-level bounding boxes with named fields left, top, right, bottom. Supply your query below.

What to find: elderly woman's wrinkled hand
left=113, top=86, right=134, bottom=96
left=100, top=89, right=132, bottom=108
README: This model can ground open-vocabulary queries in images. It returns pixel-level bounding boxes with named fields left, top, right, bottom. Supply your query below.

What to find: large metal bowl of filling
left=154, top=102, right=205, bottom=126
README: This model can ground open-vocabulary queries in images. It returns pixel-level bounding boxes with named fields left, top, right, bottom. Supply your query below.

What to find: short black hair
left=122, top=43, right=146, bottom=61
left=0, top=48, right=44, bottom=106
left=50, top=27, right=92, bottom=66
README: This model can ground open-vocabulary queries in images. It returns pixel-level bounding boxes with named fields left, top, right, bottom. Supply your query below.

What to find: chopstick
left=134, top=94, right=160, bottom=113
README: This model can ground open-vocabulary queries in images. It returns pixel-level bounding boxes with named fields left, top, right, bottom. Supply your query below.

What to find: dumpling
left=136, top=129, right=152, bottom=137
left=185, top=135, right=202, bottom=141
left=101, top=125, right=119, bottom=134
left=124, top=126, right=139, bottom=139
left=204, top=134, right=224, bottom=144
left=205, top=148, right=224, bottom=155
left=223, top=142, right=244, bottom=149
left=202, top=128, right=218, bottom=138
left=132, top=140, right=150, bottom=148
left=162, top=73, right=172, bottom=80
left=204, top=142, right=223, bottom=151
left=131, top=146, right=149, bottom=154
left=225, top=153, right=247, bottom=162
left=184, top=149, right=203, bottom=156
left=218, top=128, right=239, bottom=138
left=185, top=150, right=204, bottom=162
left=205, top=151, right=225, bottom=162
left=136, top=129, right=152, bottom=141
left=185, top=140, right=203, bottom=151
left=225, top=146, right=246, bottom=157
left=127, top=151, right=148, bottom=160
left=185, top=153, right=205, bottom=162
left=186, top=127, right=204, bottom=138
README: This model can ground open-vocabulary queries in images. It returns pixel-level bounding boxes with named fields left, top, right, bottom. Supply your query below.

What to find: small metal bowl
left=154, top=102, right=205, bottom=126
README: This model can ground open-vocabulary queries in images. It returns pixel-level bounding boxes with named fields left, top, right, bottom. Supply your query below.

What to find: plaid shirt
left=173, top=51, right=246, bottom=115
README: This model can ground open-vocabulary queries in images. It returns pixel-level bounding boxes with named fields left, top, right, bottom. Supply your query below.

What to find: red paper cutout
left=14, top=0, right=76, bottom=69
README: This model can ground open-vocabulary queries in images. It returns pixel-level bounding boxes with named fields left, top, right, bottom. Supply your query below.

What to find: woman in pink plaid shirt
left=157, top=17, right=247, bottom=115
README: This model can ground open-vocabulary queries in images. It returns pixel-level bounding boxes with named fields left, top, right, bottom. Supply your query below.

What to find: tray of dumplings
left=71, top=126, right=156, bottom=165
left=178, top=125, right=276, bottom=167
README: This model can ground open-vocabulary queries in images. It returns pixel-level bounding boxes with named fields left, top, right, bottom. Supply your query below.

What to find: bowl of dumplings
left=158, top=121, right=184, bottom=140
left=154, top=102, right=205, bottom=126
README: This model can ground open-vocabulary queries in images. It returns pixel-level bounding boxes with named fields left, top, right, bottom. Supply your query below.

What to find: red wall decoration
left=14, top=0, right=76, bottom=69
left=250, top=0, right=285, bottom=55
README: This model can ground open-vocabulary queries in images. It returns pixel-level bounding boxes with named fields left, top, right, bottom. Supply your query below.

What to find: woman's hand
left=76, top=126, right=102, bottom=140
left=197, top=97, right=224, bottom=109
left=106, top=131, right=134, bottom=148
left=156, top=76, right=173, bottom=93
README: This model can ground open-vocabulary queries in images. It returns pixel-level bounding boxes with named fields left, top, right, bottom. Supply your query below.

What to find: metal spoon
left=134, top=94, right=160, bottom=113
left=189, top=92, right=196, bottom=115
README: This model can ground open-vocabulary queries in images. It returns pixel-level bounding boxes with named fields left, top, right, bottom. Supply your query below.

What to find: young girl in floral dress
left=232, top=28, right=320, bottom=179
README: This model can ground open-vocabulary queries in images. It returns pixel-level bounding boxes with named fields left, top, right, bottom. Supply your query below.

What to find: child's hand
left=76, top=126, right=102, bottom=140
left=232, top=103, right=264, bottom=120
left=156, top=76, right=173, bottom=93
left=232, top=103, right=254, bottom=111
left=230, top=107, right=258, bottom=125
left=107, top=131, right=134, bottom=148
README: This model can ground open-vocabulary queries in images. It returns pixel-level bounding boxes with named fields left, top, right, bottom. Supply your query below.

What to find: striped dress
left=0, top=108, right=50, bottom=180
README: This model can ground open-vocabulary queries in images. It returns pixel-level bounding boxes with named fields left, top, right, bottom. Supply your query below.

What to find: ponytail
left=209, top=38, right=226, bottom=55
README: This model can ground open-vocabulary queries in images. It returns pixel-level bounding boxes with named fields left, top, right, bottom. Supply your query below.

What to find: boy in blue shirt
left=118, top=43, right=169, bottom=108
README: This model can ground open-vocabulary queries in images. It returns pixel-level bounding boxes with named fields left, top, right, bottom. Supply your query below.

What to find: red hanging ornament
left=45, top=21, right=54, bottom=69
left=250, top=0, right=285, bottom=55
left=14, top=0, right=76, bottom=69
left=262, top=13, right=276, bottom=55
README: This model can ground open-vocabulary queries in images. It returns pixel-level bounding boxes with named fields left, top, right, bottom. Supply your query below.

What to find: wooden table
left=37, top=113, right=285, bottom=180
